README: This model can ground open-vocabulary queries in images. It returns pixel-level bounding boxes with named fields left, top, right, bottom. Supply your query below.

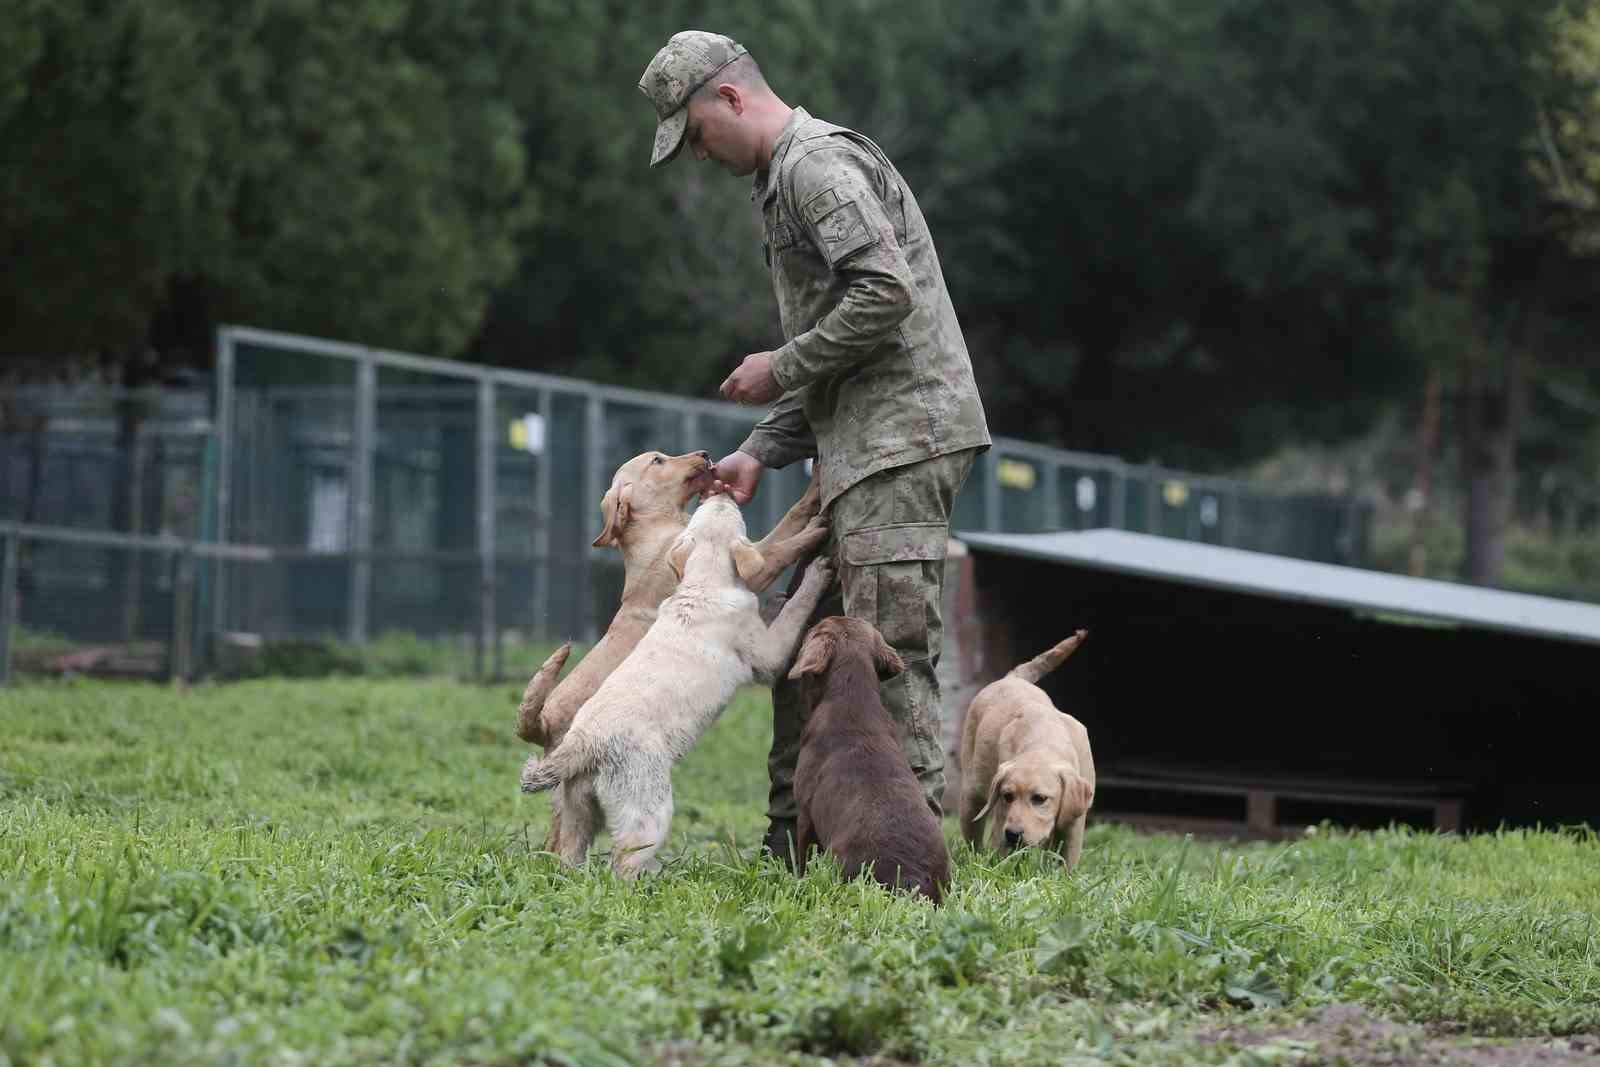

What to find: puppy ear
left=592, top=482, right=634, bottom=548
left=667, top=533, right=694, bottom=579
left=1056, top=766, right=1094, bottom=833
left=869, top=626, right=906, bottom=680
left=786, top=626, right=836, bottom=680
left=974, top=760, right=1014, bottom=822
left=731, top=540, right=767, bottom=588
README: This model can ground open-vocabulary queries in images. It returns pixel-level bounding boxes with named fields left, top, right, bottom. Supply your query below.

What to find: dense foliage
left=4, top=0, right=1598, bottom=581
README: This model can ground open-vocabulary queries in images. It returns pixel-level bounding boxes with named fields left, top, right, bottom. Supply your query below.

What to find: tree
left=0, top=0, right=531, bottom=374
left=0, top=0, right=533, bottom=640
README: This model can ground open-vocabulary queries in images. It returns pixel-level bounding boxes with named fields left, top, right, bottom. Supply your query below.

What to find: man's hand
left=718, top=351, right=783, bottom=405
left=706, top=451, right=765, bottom=505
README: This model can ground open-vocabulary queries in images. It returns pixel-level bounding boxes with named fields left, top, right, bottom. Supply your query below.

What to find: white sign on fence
left=508, top=413, right=546, bottom=455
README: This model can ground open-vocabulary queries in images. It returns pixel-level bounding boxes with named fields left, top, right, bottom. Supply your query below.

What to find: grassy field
left=2, top=675, right=1597, bottom=1066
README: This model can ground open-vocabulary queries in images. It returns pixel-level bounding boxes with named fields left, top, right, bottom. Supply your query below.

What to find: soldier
left=639, top=31, right=990, bottom=858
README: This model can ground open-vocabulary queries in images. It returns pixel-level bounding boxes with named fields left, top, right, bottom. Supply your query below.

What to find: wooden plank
left=1433, top=799, right=1465, bottom=832
left=1111, top=758, right=1474, bottom=798
left=1097, top=773, right=1467, bottom=832
left=1247, top=789, right=1276, bottom=833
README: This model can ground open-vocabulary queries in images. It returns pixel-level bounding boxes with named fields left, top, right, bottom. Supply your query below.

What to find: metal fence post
left=477, top=377, right=498, bottom=681
left=171, top=548, right=196, bottom=684
left=1042, top=460, right=1060, bottom=531
left=0, top=532, right=16, bottom=686
left=984, top=451, right=1001, bottom=531
left=348, top=359, right=376, bottom=644
left=1110, top=462, right=1127, bottom=531
left=534, top=387, right=553, bottom=640
left=212, top=328, right=235, bottom=654
left=682, top=410, right=700, bottom=459
left=1146, top=464, right=1161, bottom=534
left=582, top=392, right=604, bottom=643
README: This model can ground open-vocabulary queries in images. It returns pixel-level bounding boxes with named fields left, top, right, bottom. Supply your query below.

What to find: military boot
left=761, top=817, right=799, bottom=870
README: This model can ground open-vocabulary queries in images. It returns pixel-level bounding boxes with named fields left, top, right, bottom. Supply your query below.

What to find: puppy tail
left=515, top=642, right=572, bottom=744
left=1007, top=629, right=1089, bottom=685
left=519, top=732, right=601, bottom=794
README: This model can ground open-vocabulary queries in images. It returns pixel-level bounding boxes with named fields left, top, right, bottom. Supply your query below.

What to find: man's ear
left=869, top=625, right=906, bottom=680
left=667, top=533, right=694, bottom=579
left=592, top=483, right=634, bottom=548
left=1056, top=767, right=1094, bottom=833
left=974, top=760, right=1015, bottom=822
left=731, top=540, right=767, bottom=588
left=786, top=626, right=835, bottom=680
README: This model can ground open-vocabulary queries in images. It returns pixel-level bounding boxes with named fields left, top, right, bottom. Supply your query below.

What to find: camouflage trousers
left=767, top=448, right=978, bottom=822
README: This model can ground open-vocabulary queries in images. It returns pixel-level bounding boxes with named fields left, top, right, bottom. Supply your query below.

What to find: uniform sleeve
left=768, top=146, right=915, bottom=393
left=738, top=389, right=817, bottom=469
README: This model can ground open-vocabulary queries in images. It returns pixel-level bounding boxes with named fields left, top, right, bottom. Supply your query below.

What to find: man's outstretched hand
left=705, top=451, right=764, bottom=504
left=718, top=351, right=783, bottom=406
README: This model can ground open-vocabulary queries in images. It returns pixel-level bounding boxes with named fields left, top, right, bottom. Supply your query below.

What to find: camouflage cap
left=638, top=31, right=749, bottom=167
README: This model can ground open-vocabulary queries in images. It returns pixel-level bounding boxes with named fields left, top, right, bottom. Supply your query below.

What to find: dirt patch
left=1203, top=1003, right=1600, bottom=1065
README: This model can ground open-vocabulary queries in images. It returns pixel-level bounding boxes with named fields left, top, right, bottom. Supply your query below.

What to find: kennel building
left=943, top=528, right=1600, bottom=836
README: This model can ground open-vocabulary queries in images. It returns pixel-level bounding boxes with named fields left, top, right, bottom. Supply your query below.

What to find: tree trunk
left=1459, top=343, right=1525, bottom=586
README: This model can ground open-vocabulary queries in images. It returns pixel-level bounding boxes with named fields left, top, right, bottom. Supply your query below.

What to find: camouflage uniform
left=640, top=37, right=990, bottom=824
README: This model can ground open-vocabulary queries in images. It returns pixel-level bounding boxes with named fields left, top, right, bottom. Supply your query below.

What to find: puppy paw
left=800, top=557, right=836, bottom=592
left=795, top=515, right=830, bottom=550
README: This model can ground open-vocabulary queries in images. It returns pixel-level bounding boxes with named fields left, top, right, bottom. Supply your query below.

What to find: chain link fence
left=0, top=326, right=1369, bottom=682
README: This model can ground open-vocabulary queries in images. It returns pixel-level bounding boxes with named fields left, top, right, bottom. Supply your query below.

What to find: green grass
left=2, top=678, right=1597, bottom=1066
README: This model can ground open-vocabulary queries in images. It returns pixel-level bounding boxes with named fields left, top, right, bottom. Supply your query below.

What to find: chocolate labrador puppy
left=788, top=616, right=951, bottom=904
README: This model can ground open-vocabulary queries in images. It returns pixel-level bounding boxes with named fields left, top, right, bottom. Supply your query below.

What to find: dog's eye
left=1031, top=794, right=1047, bottom=806
left=651, top=456, right=663, bottom=465
left=1002, top=791, right=1015, bottom=804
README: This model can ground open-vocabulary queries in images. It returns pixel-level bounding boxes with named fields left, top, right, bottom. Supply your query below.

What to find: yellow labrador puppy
left=960, top=630, right=1095, bottom=869
left=516, top=450, right=825, bottom=850
left=521, top=493, right=834, bottom=878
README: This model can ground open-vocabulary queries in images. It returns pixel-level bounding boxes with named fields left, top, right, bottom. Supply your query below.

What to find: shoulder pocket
left=800, top=187, right=877, bottom=268
left=840, top=522, right=948, bottom=566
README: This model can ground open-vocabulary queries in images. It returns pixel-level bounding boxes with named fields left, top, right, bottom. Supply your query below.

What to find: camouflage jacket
left=738, top=108, right=990, bottom=508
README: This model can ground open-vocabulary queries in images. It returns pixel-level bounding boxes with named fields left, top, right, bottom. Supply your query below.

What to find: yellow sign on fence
left=996, top=458, right=1037, bottom=491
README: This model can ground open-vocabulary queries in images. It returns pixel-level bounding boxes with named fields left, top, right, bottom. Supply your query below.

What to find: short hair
left=691, top=54, right=768, bottom=102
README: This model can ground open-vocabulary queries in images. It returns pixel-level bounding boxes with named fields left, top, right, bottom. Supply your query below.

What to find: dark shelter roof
left=957, top=528, right=1600, bottom=648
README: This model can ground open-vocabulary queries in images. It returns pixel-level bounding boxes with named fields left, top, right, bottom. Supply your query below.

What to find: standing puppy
left=516, top=451, right=825, bottom=853
left=521, top=493, right=833, bottom=878
left=960, top=630, right=1095, bottom=869
left=789, top=616, right=951, bottom=904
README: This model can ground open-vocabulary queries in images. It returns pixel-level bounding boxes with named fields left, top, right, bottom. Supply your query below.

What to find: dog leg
left=792, top=809, right=814, bottom=876
left=759, top=591, right=788, bottom=626
left=515, top=642, right=572, bottom=743
left=1060, top=814, right=1087, bottom=871
left=749, top=559, right=835, bottom=679
left=754, top=465, right=822, bottom=551
left=958, top=797, right=987, bottom=847
left=540, top=792, right=564, bottom=855
left=557, top=777, right=601, bottom=867
left=745, top=516, right=829, bottom=594
left=606, top=778, right=674, bottom=880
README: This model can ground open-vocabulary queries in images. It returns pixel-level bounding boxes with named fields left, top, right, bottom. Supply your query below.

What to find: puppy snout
left=1003, top=828, right=1023, bottom=849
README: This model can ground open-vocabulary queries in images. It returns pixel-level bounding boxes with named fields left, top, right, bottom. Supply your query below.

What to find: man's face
left=684, top=90, right=757, bottom=176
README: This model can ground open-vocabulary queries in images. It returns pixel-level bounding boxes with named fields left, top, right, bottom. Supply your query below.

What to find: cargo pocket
left=837, top=522, right=948, bottom=772
left=839, top=522, right=949, bottom=568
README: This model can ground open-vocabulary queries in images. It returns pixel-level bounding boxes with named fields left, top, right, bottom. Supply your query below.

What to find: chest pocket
left=762, top=204, right=799, bottom=268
